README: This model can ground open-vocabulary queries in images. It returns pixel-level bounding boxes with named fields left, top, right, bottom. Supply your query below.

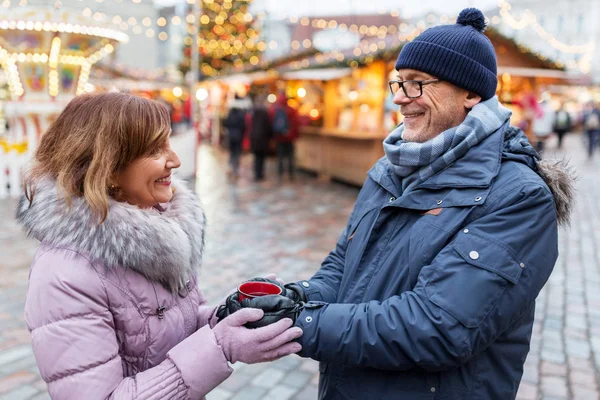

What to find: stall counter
left=296, top=126, right=386, bottom=186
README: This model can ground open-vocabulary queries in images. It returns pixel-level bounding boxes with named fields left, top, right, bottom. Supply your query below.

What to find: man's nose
left=393, top=90, right=413, bottom=105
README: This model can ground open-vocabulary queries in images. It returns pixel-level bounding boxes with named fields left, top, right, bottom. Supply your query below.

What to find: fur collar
left=16, top=178, right=205, bottom=293
left=537, top=159, right=575, bottom=227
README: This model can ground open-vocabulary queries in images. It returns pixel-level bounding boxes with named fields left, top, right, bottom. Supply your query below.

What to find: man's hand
left=282, top=282, right=308, bottom=303
left=241, top=295, right=305, bottom=327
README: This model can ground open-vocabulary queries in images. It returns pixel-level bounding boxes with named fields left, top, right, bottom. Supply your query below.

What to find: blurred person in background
left=531, top=97, right=555, bottom=153
left=223, top=94, right=248, bottom=180
left=183, top=96, right=192, bottom=130
left=236, top=9, right=574, bottom=400
left=249, top=95, right=273, bottom=182
left=270, top=93, right=299, bottom=182
left=583, top=101, right=600, bottom=159
left=553, top=103, right=572, bottom=150
left=170, top=99, right=183, bottom=133
left=17, top=92, right=302, bottom=400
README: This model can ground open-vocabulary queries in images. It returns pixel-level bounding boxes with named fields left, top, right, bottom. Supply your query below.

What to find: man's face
left=393, top=69, right=475, bottom=143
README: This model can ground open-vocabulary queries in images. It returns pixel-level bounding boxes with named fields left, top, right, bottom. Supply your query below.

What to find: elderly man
left=231, top=8, right=574, bottom=399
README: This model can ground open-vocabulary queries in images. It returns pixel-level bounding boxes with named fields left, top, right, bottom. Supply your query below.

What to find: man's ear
left=464, top=91, right=482, bottom=110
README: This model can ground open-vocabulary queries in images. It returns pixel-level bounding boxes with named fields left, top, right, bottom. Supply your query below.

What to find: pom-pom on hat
left=395, top=8, right=498, bottom=100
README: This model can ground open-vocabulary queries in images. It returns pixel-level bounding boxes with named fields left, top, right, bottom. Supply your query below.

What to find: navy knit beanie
left=395, top=8, right=497, bottom=100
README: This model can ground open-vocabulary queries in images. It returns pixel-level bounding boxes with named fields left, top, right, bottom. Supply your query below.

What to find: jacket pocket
left=425, top=232, right=524, bottom=328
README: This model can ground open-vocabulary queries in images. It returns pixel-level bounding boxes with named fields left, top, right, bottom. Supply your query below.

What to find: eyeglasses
left=388, top=79, right=440, bottom=98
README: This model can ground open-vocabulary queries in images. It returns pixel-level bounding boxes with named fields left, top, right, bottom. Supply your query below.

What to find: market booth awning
left=280, top=68, right=352, bottom=81
left=267, top=27, right=563, bottom=76
left=497, top=66, right=592, bottom=85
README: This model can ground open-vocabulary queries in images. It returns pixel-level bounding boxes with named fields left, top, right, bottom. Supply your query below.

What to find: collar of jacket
left=16, top=177, right=205, bottom=293
left=368, top=126, right=505, bottom=211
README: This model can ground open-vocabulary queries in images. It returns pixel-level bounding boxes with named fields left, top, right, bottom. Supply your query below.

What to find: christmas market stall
left=267, top=27, right=567, bottom=186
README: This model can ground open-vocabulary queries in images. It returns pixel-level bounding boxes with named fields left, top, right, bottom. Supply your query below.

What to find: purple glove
left=213, top=308, right=302, bottom=364
left=264, top=273, right=285, bottom=287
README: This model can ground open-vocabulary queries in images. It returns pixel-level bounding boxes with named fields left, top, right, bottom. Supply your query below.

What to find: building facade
left=156, top=3, right=188, bottom=69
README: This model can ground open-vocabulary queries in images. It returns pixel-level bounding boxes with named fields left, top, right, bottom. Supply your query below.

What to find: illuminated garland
left=0, top=11, right=121, bottom=99
left=2, top=0, right=591, bottom=74
left=2, top=0, right=594, bottom=57
left=0, top=18, right=128, bottom=42
left=497, top=0, right=593, bottom=55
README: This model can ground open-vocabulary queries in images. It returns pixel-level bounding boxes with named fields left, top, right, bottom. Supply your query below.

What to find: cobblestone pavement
left=0, top=133, right=599, bottom=400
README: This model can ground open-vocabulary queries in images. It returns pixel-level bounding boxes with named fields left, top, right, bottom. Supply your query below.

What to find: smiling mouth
left=155, top=175, right=171, bottom=183
left=402, top=112, right=425, bottom=119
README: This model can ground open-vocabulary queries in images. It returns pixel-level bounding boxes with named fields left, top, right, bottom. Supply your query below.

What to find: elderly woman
left=17, top=93, right=302, bottom=399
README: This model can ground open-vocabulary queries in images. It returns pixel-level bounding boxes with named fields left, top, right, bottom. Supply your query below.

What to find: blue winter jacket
left=295, top=127, right=572, bottom=400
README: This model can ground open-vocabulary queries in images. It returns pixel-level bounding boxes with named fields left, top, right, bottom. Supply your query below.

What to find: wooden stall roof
left=217, top=25, right=564, bottom=81
left=273, top=27, right=564, bottom=74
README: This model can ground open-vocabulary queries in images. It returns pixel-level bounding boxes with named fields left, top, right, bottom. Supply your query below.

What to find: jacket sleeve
left=296, top=183, right=558, bottom=371
left=197, top=289, right=219, bottom=329
left=299, top=223, right=350, bottom=303
left=25, top=249, right=232, bottom=400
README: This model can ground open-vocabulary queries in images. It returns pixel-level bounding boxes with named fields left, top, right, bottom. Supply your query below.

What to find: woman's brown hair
left=25, top=92, right=171, bottom=222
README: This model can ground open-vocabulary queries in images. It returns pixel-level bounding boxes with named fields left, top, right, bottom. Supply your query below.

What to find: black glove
left=215, top=277, right=285, bottom=327
left=241, top=294, right=304, bottom=328
left=215, top=291, right=243, bottom=323
left=283, top=282, right=308, bottom=303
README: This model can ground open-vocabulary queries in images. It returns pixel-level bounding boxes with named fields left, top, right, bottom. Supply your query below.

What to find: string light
left=2, top=0, right=582, bottom=78
left=0, top=0, right=590, bottom=63
left=1, top=56, right=23, bottom=98
left=76, top=61, right=92, bottom=95
left=1, top=11, right=119, bottom=99
left=497, top=0, right=593, bottom=55
left=267, top=5, right=591, bottom=73
left=0, top=18, right=128, bottom=42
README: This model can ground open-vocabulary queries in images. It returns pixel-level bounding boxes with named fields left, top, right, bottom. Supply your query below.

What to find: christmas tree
left=180, top=0, right=264, bottom=79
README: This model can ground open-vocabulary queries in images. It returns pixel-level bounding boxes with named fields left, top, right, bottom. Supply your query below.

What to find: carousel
left=0, top=8, right=127, bottom=198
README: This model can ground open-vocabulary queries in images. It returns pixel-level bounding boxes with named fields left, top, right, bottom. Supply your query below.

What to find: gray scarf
left=383, top=96, right=512, bottom=192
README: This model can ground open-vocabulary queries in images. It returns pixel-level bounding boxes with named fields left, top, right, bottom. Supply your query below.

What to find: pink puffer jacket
left=17, top=178, right=233, bottom=399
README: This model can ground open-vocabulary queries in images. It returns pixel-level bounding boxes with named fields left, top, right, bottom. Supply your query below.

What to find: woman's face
left=114, top=136, right=181, bottom=208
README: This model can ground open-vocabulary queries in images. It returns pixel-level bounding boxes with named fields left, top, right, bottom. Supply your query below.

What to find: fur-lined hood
left=537, top=159, right=575, bottom=227
left=501, top=126, right=575, bottom=227
left=16, top=178, right=205, bottom=293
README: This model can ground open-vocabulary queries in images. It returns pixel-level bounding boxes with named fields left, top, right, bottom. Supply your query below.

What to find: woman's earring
left=108, top=184, right=117, bottom=196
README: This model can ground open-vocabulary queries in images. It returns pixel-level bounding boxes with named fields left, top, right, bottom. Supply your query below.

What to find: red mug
left=238, top=281, right=282, bottom=301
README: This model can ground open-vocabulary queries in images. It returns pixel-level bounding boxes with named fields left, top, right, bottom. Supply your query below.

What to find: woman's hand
left=213, top=308, right=302, bottom=364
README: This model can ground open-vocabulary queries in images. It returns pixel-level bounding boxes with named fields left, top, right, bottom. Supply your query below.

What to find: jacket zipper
left=151, top=281, right=166, bottom=319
